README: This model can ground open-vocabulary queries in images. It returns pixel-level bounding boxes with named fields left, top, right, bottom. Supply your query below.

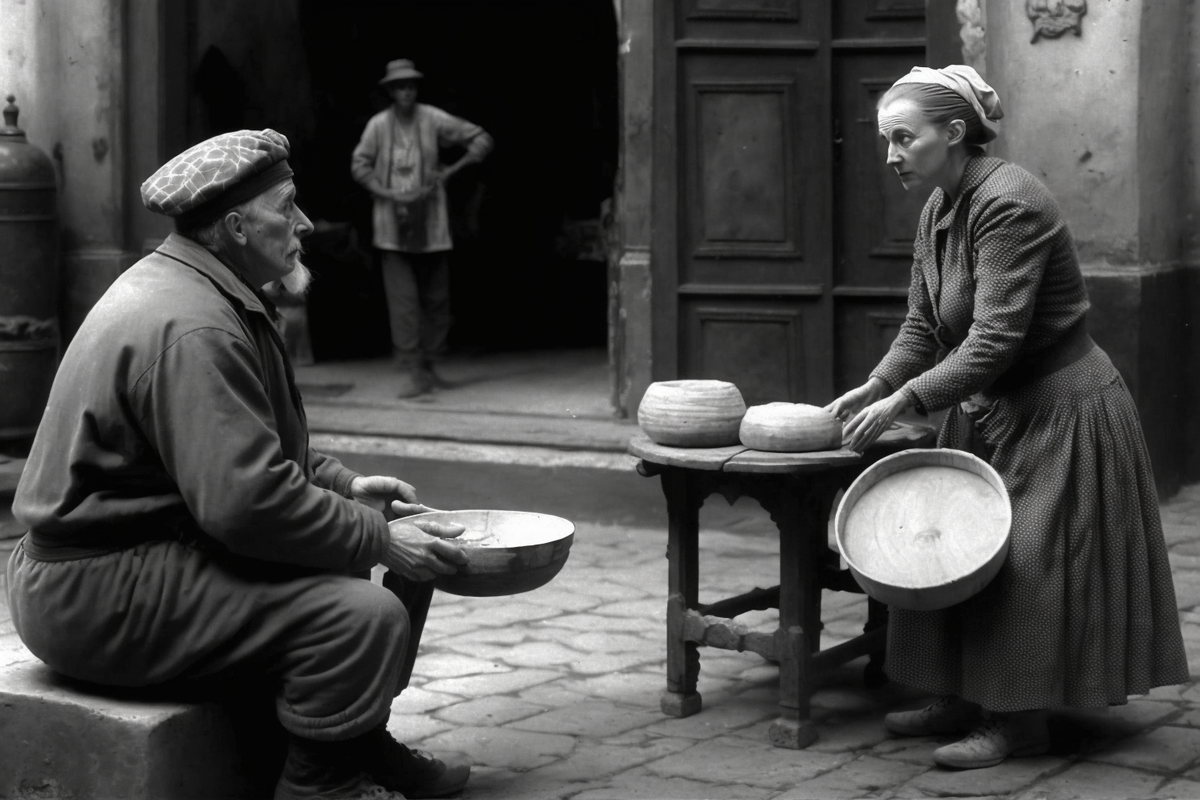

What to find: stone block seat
left=0, top=651, right=285, bottom=799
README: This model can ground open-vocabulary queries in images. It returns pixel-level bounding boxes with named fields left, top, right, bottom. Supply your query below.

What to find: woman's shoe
left=932, top=711, right=1050, bottom=770
left=885, top=696, right=982, bottom=737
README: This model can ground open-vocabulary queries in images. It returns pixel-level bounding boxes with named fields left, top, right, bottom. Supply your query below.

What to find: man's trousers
left=7, top=538, right=433, bottom=741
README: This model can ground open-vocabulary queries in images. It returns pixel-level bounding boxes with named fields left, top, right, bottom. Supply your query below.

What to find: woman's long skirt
left=885, top=345, right=1189, bottom=711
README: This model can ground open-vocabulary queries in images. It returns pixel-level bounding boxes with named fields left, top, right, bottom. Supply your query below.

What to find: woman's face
left=877, top=98, right=955, bottom=193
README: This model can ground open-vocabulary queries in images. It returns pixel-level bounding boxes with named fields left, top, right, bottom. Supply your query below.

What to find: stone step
left=0, top=658, right=284, bottom=799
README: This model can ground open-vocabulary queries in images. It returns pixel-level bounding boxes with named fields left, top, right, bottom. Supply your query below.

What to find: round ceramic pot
left=637, top=380, right=747, bottom=447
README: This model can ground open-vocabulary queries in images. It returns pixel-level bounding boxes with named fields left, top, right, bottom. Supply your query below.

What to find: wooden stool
left=629, top=421, right=934, bottom=749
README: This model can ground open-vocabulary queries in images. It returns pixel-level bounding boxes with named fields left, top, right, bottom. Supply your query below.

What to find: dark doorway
left=180, top=1, right=619, bottom=361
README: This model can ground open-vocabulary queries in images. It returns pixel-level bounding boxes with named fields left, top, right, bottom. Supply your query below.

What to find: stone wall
left=984, top=0, right=1199, bottom=495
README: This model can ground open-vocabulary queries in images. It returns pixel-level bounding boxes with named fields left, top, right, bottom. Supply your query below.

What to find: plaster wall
left=986, top=0, right=1140, bottom=262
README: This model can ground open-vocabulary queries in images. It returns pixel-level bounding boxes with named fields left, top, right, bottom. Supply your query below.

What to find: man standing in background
left=352, top=59, right=494, bottom=398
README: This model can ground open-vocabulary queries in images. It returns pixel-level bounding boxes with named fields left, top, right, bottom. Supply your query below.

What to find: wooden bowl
left=834, top=449, right=1011, bottom=611
left=637, top=380, right=747, bottom=447
left=739, top=402, right=841, bottom=452
left=405, top=510, right=575, bottom=597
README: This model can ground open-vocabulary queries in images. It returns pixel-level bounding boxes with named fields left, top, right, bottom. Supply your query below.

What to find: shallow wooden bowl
left=834, top=449, right=1011, bottom=611
left=739, top=402, right=841, bottom=452
left=406, top=510, right=575, bottom=597
left=637, top=380, right=747, bottom=447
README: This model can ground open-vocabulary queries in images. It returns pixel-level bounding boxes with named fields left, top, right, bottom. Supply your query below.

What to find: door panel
left=834, top=302, right=911, bottom=393
left=682, top=297, right=822, bottom=405
left=834, top=0, right=925, bottom=40
left=680, top=53, right=826, bottom=287
left=678, top=0, right=815, bottom=40
left=833, top=51, right=929, bottom=290
left=655, top=0, right=926, bottom=405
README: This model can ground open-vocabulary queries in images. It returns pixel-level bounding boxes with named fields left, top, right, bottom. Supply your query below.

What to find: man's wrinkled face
left=388, top=80, right=418, bottom=111
left=877, top=98, right=953, bottom=193
left=241, top=180, right=313, bottom=292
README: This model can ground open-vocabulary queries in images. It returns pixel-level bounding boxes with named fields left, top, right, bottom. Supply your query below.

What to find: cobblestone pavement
left=387, top=483, right=1200, bottom=800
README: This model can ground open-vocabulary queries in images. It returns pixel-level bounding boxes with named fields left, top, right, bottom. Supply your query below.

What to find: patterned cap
left=140, top=129, right=294, bottom=227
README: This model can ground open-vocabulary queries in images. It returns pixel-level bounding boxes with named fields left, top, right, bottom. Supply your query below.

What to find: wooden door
left=652, top=0, right=930, bottom=406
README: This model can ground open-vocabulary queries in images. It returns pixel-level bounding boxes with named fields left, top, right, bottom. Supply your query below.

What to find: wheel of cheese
left=738, top=402, right=842, bottom=452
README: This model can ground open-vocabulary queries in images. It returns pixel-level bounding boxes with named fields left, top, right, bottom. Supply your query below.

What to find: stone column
left=984, top=0, right=1199, bottom=493
left=0, top=0, right=161, bottom=346
left=612, top=0, right=656, bottom=419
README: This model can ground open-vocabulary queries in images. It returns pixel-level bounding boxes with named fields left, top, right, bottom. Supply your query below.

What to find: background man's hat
left=140, top=129, right=293, bottom=228
left=379, top=59, right=423, bottom=85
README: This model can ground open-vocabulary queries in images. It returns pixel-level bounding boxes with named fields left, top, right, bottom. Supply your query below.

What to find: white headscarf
left=891, top=65, right=1004, bottom=143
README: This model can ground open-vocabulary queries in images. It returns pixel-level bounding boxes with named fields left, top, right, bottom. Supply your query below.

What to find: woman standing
left=351, top=59, right=493, bottom=398
left=826, top=65, right=1188, bottom=770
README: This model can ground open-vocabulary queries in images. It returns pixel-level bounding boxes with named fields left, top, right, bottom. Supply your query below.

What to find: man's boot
left=395, top=367, right=431, bottom=399
left=360, top=722, right=471, bottom=798
left=274, top=733, right=407, bottom=800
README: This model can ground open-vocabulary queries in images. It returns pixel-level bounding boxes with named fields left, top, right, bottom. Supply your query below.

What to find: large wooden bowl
left=834, top=449, right=1011, bottom=611
left=739, top=402, right=841, bottom=452
left=637, top=380, right=747, bottom=447
left=404, top=510, right=575, bottom=597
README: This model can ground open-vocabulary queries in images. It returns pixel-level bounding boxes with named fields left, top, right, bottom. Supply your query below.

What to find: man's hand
left=349, top=475, right=434, bottom=521
left=382, top=517, right=468, bottom=582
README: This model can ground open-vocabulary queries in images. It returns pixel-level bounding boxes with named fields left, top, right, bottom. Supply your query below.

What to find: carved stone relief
left=1026, top=0, right=1087, bottom=43
left=956, top=0, right=987, bottom=74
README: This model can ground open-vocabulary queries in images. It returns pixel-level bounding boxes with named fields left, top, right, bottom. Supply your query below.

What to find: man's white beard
left=279, top=261, right=313, bottom=297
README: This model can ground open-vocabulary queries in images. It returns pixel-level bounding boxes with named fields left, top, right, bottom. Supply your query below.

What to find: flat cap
left=140, top=129, right=294, bottom=227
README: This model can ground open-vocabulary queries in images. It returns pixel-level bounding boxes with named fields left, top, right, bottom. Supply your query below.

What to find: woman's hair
left=877, top=82, right=988, bottom=148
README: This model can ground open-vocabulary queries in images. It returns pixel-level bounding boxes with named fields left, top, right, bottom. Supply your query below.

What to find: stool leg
left=863, top=596, right=889, bottom=688
left=762, top=483, right=819, bottom=749
left=660, top=469, right=702, bottom=718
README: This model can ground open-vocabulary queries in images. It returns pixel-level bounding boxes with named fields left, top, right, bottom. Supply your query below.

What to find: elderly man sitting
left=7, top=130, right=471, bottom=800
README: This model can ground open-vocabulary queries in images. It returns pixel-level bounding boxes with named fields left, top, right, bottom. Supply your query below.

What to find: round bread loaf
left=738, top=402, right=842, bottom=452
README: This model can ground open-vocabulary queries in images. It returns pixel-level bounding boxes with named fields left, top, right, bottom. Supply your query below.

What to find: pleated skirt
left=885, top=345, right=1189, bottom=711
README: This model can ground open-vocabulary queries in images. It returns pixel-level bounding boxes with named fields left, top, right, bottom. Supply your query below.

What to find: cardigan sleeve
left=901, top=195, right=1054, bottom=412
left=350, top=114, right=384, bottom=189
left=871, top=226, right=939, bottom=396
left=430, top=107, right=493, bottom=161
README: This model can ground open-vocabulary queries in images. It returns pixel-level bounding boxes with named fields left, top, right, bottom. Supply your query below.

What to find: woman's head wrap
left=890, top=65, right=1003, bottom=143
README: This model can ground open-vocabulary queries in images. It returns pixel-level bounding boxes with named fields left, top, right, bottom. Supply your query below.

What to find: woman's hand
left=824, top=377, right=890, bottom=425
left=842, top=391, right=911, bottom=453
left=349, top=475, right=434, bottom=521
left=381, top=517, right=468, bottom=582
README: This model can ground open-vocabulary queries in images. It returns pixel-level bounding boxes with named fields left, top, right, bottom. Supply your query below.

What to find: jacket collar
left=931, top=156, right=1005, bottom=231
left=156, top=233, right=270, bottom=318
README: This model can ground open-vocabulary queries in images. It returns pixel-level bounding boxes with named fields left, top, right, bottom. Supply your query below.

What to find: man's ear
left=221, top=210, right=249, bottom=246
left=946, top=119, right=967, bottom=147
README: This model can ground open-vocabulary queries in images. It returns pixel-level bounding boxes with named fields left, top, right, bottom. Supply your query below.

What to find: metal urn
left=0, top=94, right=60, bottom=441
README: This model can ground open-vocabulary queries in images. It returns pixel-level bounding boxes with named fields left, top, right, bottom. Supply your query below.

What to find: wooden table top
left=628, top=421, right=935, bottom=474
